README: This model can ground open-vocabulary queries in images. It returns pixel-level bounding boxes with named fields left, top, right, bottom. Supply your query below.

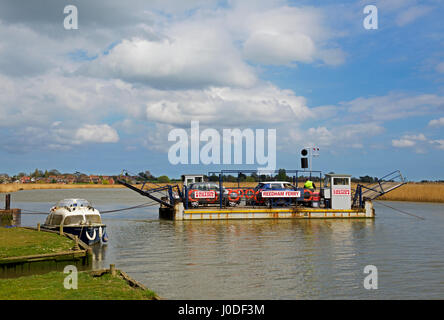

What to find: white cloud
left=74, top=124, right=119, bottom=144
left=392, top=138, right=416, bottom=148
left=395, top=5, right=433, bottom=26
left=428, top=117, right=444, bottom=127
left=285, top=122, right=384, bottom=150
left=343, top=92, right=444, bottom=121
left=429, top=140, right=444, bottom=150
left=402, top=133, right=427, bottom=141
left=239, top=6, right=345, bottom=66
left=84, top=30, right=257, bottom=89
left=144, top=85, right=311, bottom=126
left=391, top=133, right=438, bottom=153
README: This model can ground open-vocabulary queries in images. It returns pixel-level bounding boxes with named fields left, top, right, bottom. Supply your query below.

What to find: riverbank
left=0, top=227, right=74, bottom=258
left=1, top=182, right=443, bottom=203
left=0, top=227, right=158, bottom=299
left=0, top=269, right=157, bottom=300
left=0, top=183, right=126, bottom=193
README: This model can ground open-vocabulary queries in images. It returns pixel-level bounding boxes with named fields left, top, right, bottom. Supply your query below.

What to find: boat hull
left=43, top=225, right=108, bottom=245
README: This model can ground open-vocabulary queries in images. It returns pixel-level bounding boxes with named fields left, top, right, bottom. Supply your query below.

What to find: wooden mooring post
left=110, top=264, right=116, bottom=277
left=5, top=194, right=10, bottom=210
left=1, top=194, right=21, bottom=226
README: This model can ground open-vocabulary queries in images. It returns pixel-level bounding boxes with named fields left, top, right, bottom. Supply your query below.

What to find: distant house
left=89, top=175, right=100, bottom=184
left=20, top=176, right=31, bottom=183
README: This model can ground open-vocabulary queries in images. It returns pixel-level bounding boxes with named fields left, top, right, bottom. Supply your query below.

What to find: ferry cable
left=374, top=200, right=425, bottom=220
left=19, top=201, right=159, bottom=215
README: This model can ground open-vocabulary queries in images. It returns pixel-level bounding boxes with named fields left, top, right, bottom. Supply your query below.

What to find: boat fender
left=99, top=226, right=103, bottom=238
left=85, top=228, right=96, bottom=241
left=102, top=230, right=109, bottom=243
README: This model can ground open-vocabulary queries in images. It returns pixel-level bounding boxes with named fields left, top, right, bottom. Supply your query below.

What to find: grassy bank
left=0, top=270, right=157, bottom=300
left=0, top=227, right=74, bottom=259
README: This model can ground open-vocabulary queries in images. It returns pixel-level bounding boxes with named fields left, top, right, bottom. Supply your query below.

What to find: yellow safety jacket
left=304, top=180, right=314, bottom=189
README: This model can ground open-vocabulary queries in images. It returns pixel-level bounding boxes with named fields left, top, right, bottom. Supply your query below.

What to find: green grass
left=0, top=227, right=74, bottom=258
left=0, top=271, right=157, bottom=300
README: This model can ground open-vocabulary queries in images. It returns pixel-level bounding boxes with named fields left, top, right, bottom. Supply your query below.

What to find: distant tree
left=208, top=174, right=219, bottom=182
left=359, top=175, right=374, bottom=183
left=138, top=170, right=155, bottom=180
left=157, top=175, right=170, bottom=183
left=50, top=169, right=62, bottom=176
left=31, top=169, right=44, bottom=178
left=276, top=169, right=288, bottom=181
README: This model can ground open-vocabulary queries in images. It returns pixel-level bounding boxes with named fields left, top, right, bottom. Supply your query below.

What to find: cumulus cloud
left=83, top=29, right=257, bottom=89
left=285, top=122, right=385, bottom=150
left=74, top=124, right=119, bottom=144
left=429, top=140, right=444, bottom=150
left=391, top=133, right=443, bottom=153
left=343, top=92, right=444, bottom=121
left=428, top=117, right=444, bottom=127
left=239, top=6, right=345, bottom=66
left=144, top=85, right=311, bottom=126
left=392, top=138, right=417, bottom=148
left=395, top=5, right=433, bottom=26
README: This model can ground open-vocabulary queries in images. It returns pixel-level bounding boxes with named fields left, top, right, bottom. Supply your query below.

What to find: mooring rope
left=100, top=202, right=158, bottom=213
left=374, top=200, right=425, bottom=220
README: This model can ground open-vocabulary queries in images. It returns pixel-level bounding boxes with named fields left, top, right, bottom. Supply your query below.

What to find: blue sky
left=0, top=0, right=443, bottom=181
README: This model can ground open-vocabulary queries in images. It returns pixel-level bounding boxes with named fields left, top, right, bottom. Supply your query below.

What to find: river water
left=5, top=188, right=444, bottom=299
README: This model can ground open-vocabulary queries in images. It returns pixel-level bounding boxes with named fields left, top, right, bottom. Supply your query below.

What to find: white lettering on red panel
left=261, top=191, right=301, bottom=198
left=333, top=189, right=350, bottom=195
left=194, top=191, right=216, bottom=198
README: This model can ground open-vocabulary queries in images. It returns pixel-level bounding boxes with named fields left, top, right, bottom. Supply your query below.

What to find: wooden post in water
left=5, top=194, right=10, bottom=210
left=59, top=224, right=64, bottom=236
left=37, top=223, right=40, bottom=231
left=110, top=264, right=116, bottom=277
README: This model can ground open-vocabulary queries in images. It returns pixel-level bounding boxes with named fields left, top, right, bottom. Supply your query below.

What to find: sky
left=0, top=0, right=443, bottom=181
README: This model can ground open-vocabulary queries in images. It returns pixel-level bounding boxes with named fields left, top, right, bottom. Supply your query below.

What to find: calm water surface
left=5, top=188, right=444, bottom=299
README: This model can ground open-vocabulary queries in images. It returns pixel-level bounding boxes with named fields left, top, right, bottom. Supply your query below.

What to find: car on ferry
left=248, top=181, right=305, bottom=206
left=187, top=182, right=241, bottom=207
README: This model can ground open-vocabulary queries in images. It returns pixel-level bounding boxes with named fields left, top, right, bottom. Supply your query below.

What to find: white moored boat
left=43, top=199, right=108, bottom=245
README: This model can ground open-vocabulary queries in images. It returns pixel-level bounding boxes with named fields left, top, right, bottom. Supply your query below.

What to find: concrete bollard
left=110, top=264, right=116, bottom=277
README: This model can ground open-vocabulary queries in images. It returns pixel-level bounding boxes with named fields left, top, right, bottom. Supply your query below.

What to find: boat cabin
left=45, top=198, right=102, bottom=227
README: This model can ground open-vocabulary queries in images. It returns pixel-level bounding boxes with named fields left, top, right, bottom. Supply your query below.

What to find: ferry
left=43, top=199, right=108, bottom=245
left=117, top=169, right=405, bottom=221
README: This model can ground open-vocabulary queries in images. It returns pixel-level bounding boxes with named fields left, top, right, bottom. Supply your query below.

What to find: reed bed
left=1, top=182, right=443, bottom=203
